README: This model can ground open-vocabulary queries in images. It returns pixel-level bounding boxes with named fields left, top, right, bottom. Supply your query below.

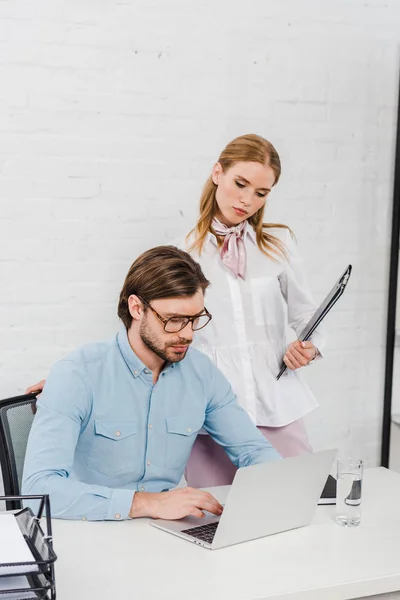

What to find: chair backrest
left=0, top=393, right=38, bottom=509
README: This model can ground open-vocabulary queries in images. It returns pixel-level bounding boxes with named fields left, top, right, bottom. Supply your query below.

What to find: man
left=22, top=246, right=280, bottom=521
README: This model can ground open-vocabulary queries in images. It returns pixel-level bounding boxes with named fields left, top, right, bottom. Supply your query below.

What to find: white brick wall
left=1, top=0, right=400, bottom=469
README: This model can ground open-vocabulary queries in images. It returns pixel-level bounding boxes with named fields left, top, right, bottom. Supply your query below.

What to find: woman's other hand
left=25, top=379, right=46, bottom=395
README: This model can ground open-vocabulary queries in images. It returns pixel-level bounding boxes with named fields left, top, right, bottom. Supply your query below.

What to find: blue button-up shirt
left=22, top=327, right=280, bottom=520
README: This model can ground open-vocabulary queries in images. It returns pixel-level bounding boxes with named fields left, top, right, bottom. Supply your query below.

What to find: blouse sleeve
left=277, top=229, right=326, bottom=353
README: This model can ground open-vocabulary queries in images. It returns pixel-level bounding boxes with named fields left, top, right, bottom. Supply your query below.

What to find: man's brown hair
left=118, top=245, right=210, bottom=329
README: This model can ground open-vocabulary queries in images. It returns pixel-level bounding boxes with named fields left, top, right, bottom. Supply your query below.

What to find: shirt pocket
left=165, top=415, right=204, bottom=471
left=250, top=276, right=279, bottom=326
left=86, top=419, right=138, bottom=477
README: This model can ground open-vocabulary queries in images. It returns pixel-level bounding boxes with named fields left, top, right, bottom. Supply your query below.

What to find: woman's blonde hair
left=187, top=133, right=292, bottom=259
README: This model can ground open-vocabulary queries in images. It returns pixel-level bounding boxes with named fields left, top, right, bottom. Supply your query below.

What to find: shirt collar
left=244, top=221, right=257, bottom=245
left=117, top=326, right=175, bottom=378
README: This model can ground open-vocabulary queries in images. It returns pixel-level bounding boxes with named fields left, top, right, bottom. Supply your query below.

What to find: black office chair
left=0, top=392, right=38, bottom=510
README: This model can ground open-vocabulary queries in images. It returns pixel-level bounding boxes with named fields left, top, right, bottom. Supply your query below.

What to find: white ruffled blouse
left=174, top=223, right=325, bottom=427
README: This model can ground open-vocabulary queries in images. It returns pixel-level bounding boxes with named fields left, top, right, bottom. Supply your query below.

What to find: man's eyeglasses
left=139, top=297, right=212, bottom=333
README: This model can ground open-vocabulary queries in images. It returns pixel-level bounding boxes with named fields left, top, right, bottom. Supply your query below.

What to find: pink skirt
left=185, top=419, right=312, bottom=488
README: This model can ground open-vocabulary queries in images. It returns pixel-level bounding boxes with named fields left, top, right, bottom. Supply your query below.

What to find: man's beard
left=139, top=318, right=191, bottom=363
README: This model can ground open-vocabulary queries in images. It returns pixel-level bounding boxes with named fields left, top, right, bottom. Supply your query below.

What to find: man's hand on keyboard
left=129, top=487, right=224, bottom=520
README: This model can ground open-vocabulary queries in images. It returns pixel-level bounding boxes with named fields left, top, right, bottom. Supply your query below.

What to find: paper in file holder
left=0, top=495, right=57, bottom=599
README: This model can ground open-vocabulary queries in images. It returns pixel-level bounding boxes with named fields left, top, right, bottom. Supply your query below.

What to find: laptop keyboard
left=181, top=522, right=219, bottom=544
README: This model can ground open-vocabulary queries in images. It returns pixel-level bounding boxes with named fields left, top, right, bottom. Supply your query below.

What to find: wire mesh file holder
left=0, top=494, right=57, bottom=599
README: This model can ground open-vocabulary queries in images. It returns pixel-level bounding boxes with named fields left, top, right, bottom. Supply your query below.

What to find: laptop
left=150, top=448, right=337, bottom=550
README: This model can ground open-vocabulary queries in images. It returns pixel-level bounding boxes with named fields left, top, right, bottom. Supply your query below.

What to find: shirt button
left=140, top=486, right=145, bottom=491
left=144, top=368, right=150, bottom=374
left=187, top=428, right=192, bottom=433
left=115, top=513, right=121, bottom=519
left=133, top=370, right=139, bottom=376
left=147, top=460, right=151, bottom=466
left=115, top=430, right=121, bottom=437
left=148, top=424, right=153, bottom=429
left=81, top=517, right=87, bottom=521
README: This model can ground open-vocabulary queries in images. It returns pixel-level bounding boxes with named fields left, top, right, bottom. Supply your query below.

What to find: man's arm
left=203, top=362, right=281, bottom=466
left=22, top=360, right=135, bottom=521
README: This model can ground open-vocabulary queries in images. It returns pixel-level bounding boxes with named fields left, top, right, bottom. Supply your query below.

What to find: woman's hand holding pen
left=283, top=340, right=318, bottom=371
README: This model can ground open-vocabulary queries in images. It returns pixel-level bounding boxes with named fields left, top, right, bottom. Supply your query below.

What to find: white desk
left=51, top=467, right=400, bottom=600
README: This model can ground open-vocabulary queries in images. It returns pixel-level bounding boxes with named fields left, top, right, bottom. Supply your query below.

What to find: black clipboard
left=276, top=264, right=352, bottom=381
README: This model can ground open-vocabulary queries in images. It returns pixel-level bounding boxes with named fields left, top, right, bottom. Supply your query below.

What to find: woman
left=176, top=133, right=325, bottom=487
left=26, top=133, right=324, bottom=488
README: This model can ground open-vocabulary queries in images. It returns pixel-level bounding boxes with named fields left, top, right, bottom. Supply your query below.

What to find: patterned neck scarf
left=212, top=218, right=247, bottom=279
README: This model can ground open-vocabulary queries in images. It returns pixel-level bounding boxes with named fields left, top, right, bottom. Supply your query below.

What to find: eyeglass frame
left=138, top=296, right=212, bottom=333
